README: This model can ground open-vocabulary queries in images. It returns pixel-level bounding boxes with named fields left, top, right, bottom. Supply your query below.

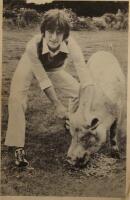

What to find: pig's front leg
left=110, top=119, right=120, bottom=159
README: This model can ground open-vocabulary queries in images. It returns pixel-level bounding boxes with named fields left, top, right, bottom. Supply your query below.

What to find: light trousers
left=5, top=68, right=80, bottom=147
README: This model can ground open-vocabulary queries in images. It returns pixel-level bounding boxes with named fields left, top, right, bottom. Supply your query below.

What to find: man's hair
left=40, top=9, right=70, bottom=40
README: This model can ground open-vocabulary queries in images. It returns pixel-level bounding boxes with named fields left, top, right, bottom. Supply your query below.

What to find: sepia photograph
left=1, top=0, right=129, bottom=198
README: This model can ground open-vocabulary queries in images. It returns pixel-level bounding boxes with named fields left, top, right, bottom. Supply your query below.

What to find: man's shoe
left=15, top=148, right=29, bottom=167
left=65, top=119, right=70, bottom=131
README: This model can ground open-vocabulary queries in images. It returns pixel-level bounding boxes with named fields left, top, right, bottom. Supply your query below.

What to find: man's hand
left=55, top=102, right=68, bottom=119
left=44, top=86, right=68, bottom=119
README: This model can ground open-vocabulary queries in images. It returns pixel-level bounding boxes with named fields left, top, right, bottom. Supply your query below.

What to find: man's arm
left=67, top=35, right=94, bottom=88
left=26, top=35, right=52, bottom=90
left=67, top=35, right=95, bottom=117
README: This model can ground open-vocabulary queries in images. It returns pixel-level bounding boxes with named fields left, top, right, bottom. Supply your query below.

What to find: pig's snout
left=66, top=152, right=90, bottom=168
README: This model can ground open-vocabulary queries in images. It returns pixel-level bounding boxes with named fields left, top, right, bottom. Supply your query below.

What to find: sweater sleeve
left=25, top=35, right=52, bottom=90
left=67, top=35, right=94, bottom=88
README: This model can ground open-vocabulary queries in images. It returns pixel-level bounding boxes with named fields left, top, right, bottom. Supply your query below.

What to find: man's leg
left=5, top=95, right=26, bottom=147
left=5, top=93, right=29, bottom=167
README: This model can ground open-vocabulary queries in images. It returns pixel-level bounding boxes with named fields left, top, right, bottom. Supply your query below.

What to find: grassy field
left=1, top=27, right=128, bottom=197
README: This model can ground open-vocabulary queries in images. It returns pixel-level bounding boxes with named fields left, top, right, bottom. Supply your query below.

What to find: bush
left=92, top=16, right=108, bottom=30
left=103, top=10, right=128, bottom=30
left=3, top=8, right=128, bottom=31
left=3, top=9, right=17, bottom=19
left=20, top=8, right=41, bottom=25
left=3, top=8, right=42, bottom=28
left=63, top=9, right=96, bottom=30
left=63, top=8, right=79, bottom=30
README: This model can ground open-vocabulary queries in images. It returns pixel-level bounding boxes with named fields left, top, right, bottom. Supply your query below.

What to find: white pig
left=67, top=51, right=126, bottom=167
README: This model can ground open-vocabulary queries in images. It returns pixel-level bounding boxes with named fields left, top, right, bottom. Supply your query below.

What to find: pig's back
left=86, top=51, right=125, bottom=106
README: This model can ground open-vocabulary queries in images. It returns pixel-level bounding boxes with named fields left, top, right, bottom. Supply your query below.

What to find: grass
left=1, top=27, right=128, bottom=197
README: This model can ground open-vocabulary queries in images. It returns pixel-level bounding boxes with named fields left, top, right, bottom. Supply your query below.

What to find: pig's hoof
left=111, top=148, right=121, bottom=159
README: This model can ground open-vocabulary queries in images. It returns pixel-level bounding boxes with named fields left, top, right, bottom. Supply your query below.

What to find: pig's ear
left=83, top=116, right=99, bottom=130
left=68, top=97, right=79, bottom=113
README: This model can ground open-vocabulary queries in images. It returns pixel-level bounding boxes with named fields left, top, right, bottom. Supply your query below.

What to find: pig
left=67, top=51, right=126, bottom=167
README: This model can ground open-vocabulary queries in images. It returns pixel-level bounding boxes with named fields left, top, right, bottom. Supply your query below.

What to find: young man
left=5, top=9, right=93, bottom=167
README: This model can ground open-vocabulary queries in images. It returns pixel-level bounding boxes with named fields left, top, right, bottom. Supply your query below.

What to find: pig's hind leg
left=110, top=119, right=121, bottom=159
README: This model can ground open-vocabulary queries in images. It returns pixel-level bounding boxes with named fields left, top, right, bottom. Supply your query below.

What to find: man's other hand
left=55, top=103, right=68, bottom=119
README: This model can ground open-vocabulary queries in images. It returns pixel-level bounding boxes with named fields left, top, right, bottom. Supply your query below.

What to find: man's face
left=45, top=29, right=64, bottom=50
